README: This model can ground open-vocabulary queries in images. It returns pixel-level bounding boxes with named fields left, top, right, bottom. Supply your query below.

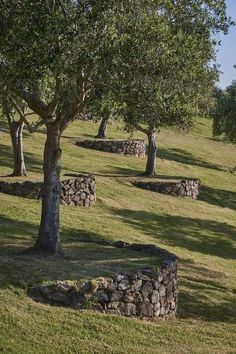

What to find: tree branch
left=0, top=59, right=49, bottom=118
left=136, top=124, right=149, bottom=135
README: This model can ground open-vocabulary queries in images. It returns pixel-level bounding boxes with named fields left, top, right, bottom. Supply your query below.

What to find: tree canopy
left=212, top=80, right=236, bottom=143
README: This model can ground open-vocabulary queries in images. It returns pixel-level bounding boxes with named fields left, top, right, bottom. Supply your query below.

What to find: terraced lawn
left=0, top=117, right=235, bottom=353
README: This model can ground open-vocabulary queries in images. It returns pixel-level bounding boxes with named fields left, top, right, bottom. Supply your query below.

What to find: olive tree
left=212, top=81, right=236, bottom=142
left=100, top=0, right=231, bottom=176
left=0, top=0, right=231, bottom=254
left=0, top=0, right=120, bottom=254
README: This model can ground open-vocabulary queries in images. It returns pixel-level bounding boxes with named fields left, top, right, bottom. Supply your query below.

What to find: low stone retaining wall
left=33, top=241, right=178, bottom=320
left=0, top=176, right=96, bottom=207
left=134, top=179, right=200, bottom=199
left=76, top=139, right=146, bottom=157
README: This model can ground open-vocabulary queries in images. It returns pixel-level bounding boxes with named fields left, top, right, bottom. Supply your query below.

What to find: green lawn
left=0, top=117, right=235, bottom=354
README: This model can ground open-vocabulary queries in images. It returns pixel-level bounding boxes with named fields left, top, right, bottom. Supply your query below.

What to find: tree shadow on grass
left=110, top=208, right=236, bottom=260
left=0, top=143, right=42, bottom=176
left=0, top=214, right=235, bottom=323
left=0, top=215, right=157, bottom=290
left=200, top=185, right=236, bottom=211
left=177, top=259, right=236, bottom=323
left=65, top=166, right=142, bottom=178
left=158, top=147, right=225, bottom=172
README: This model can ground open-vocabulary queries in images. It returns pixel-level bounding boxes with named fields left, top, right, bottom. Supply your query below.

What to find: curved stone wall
left=76, top=139, right=146, bottom=157
left=33, top=241, right=178, bottom=321
left=0, top=176, right=96, bottom=207
left=134, top=179, right=200, bottom=199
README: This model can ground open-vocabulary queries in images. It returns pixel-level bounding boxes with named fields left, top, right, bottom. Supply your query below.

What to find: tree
left=212, top=81, right=236, bottom=142
left=0, top=89, right=45, bottom=176
left=0, top=0, right=135, bottom=254
left=0, top=0, right=231, bottom=253
left=0, top=94, right=27, bottom=176
left=99, top=1, right=231, bottom=176
left=95, top=116, right=109, bottom=139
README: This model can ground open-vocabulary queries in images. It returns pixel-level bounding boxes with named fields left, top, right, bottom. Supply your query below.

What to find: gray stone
left=118, top=280, right=130, bottom=291
left=150, top=290, right=159, bottom=304
left=131, top=279, right=142, bottom=291
left=110, top=291, right=123, bottom=302
left=92, top=290, right=108, bottom=302
left=159, top=284, right=166, bottom=297
left=140, top=301, right=153, bottom=317
left=124, top=303, right=136, bottom=316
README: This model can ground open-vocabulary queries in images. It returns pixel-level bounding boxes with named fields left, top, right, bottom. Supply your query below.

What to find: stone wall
left=0, top=176, right=96, bottom=207
left=76, top=139, right=146, bottom=157
left=134, top=179, right=200, bottom=199
left=33, top=241, right=178, bottom=321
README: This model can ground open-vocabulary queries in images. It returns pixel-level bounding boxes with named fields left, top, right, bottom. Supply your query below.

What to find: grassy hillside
left=0, top=117, right=235, bottom=354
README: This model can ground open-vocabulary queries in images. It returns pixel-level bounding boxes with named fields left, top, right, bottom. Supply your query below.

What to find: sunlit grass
left=0, top=116, right=235, bottom=353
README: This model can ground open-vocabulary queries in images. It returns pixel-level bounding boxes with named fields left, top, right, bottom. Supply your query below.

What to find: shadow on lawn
left=200, top=185, right=236, bottom=211
left=0, top=213, right=235, bottom=323
left=0, top=143, right=42, bottom=176
left=0, top=215, right=156, bottom=290
left=158, top=147, right=225, bottom=172
left=110, top=208, right=236, bottom=260
left=178, top=259, right=236, bottom=323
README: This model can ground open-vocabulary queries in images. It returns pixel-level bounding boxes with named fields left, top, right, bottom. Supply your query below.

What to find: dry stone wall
left=76, top=139, right=146, bottom=157
left=33, top=241, right=178, bottom=320
left=134, top=179, right=200, bottom=199
left=0, top=176, right=96, bottom=207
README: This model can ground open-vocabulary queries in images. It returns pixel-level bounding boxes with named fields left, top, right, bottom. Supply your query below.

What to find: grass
left=0, top=116, right=236, bottom=354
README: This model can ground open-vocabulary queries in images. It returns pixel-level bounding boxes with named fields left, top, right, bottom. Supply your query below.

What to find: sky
left=216, top=0, right=236, bottom=88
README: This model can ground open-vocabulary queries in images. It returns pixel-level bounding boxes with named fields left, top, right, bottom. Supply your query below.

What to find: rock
left=51, top=292, right=68, bottom=304
left=141, top=282, right=153, bottom=299
left=159, top=284, right=166, bottom=297
left=38, top=285, right=51, bottom=296
left=77, top=281, right=93, bottom=295
left=140, top=301, right=153, bottom=317
left=150, top=290, right=159, bottom=304
left=160, top=307, right=166, bottom=316
left=133, top=292, right=143, bottom=304
left=110, top=291, right=123, bottom=302
left=123, top=293, right=135, bottom=303
left=56, top=282, right=73, bottom=294
left=118, top=280, right=130, bottom=291
left=153, top=302, right=161, bottom=317
left=124, top=303, right=136, bottom=316
left=92, top=290, right=108, bottom=302
left=131, top=279, right=142, bottom=292
left=153, top=280, right=160, bottom=290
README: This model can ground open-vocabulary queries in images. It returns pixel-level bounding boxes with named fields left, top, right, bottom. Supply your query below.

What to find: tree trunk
left=9, top=121, right=27, bottom=176
left=35, top=122, right=62, bottom=254
left=144, top=129, right=157, bottom=176
left=95, top=117, right=108, bottom=139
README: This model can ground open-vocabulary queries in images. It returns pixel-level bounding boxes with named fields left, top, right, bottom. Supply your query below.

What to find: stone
left=141, top=282, right=153, bottom=299
left=140, top=301, right=153, bottom=317
left=56, top=282, right=73, bottom=294
left=110, top=291, right=123, bottom=302
left=92, top=290, right=108, bottom=302
left=131, top=279, right=142, bottom=292
left=124, top=303, right=136, bottom=316
left=150, top=290, right=159, bottom=304
left=123, top=292, right=135, bottom=303
left=51, top=292, right=68, bottom=304
left=159, top=284, right=166, bottom=297
left=118, top=280, right=130, bottom=291
left=153, top=280, right=160, bottom=290
left=153, top=302, right=161, bottom=317
left=133, top=292, right=143, bottom=304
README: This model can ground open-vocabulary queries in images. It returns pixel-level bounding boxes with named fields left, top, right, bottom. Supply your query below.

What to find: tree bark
left=144, top=129, right=157, bottom=176
left=35, top=121, right=62, bottom=254
left=9, top=120, right=27, bottom=176
left=95, top=117, right=108, bottom=139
